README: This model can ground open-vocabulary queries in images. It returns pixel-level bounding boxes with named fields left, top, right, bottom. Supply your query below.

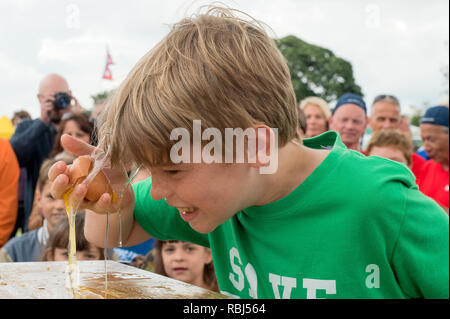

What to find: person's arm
left=49, top=135, right=208, bottom=249
left=0, top=141, right=19, bottom=247
left=391, top=187, right=449, bottom=298
left=9, top=119, right=51, bottom=167
left=83, top=183, right=139, bottom=248
left=49, top=134, right=140, bottom=249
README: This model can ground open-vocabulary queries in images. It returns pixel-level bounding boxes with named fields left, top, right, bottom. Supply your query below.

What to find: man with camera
left=10, top=73, right=83, bottom=232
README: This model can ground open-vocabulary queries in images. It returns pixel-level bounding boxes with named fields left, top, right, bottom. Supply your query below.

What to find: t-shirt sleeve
left=391, top=186, right=449, bottom=299
left=132, top=178, right=210, bottom=247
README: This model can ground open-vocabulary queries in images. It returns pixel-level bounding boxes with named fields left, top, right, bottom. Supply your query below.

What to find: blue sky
left=0, top=0, right=448, bottom=120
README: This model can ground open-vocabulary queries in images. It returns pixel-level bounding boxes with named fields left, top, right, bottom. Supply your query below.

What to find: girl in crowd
left=153, top=239, right=219, bottom=292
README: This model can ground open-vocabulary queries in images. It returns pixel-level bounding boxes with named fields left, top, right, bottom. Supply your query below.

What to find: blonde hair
left=299, top=96, right=331, bottom=120
left=98, top=6, right=298, bottom=167
left=366, top=129, right=413, bottom=166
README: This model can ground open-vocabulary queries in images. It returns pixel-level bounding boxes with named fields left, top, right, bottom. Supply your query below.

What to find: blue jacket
left=1, top=224, right=48, bottom=262
left=10, top=119, right=57, bottom=232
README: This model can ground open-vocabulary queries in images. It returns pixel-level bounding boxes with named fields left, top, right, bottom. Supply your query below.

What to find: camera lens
left=53, top=92, right=71, bottom=109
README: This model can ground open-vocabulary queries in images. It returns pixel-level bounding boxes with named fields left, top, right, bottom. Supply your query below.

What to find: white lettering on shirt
left=302, top=278, right=336, bottom=299
left=245, top=263, right=258, bottom=299
left=229, top=247, right=245, bottom=291
left=269, top=273, right=297, bottom=299
left=365, top=264, right=380, bottom=288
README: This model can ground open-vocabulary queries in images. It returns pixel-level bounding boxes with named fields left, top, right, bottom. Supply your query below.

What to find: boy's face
left=368, top=145, right=409, bottom=168
left=37, top=181, right=66, bottom=231
left=150, top=162, right=255, bottom=234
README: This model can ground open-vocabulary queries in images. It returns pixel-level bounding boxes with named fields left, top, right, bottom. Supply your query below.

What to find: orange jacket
left=0, top=138, right=19, bottom=247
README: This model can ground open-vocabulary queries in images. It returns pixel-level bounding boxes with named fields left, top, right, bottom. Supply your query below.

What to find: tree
left=91, top=90, right=113, bottom=105
left=276, top=35, right=363, bottom=103
left=410, top=101, right=431, bottom=127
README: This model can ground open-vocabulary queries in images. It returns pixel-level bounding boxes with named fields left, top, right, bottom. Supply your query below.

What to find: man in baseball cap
left=416, top=106, right=449, bottom=212
left=329, top=93, right=368, bottom=151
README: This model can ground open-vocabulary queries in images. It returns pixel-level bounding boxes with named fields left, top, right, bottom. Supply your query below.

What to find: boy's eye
left=163, top=169, right=182, bottom=176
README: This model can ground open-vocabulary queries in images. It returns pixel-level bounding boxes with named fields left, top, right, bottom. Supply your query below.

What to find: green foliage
left=276, top=35, right=363, bottom=103
left=91, top=90, right=112, bottom=104
left=409, top=101, right=430, bottom=126
left=410, top=111, right=422, bottom=127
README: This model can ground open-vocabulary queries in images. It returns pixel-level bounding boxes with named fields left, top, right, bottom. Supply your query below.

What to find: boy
left=366, top=129, right=413, bottom=169
left=0, top=159, right=67, bottom=262
left=49, top=6, right=449, bottom=298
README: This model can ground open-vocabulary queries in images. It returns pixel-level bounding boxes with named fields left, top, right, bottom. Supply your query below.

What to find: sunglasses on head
left=373, top=94, right=399, bottom=104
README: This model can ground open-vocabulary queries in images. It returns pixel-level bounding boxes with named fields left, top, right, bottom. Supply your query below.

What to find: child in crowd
left=41, top=211, right=104, bottom=261
left=0, top=159, right=67, bottom=262
left=366, top=129, right=413, bottom=169
left=49, top=6, right=448, bottom=298
left=153, top=239, right=218, bottom=292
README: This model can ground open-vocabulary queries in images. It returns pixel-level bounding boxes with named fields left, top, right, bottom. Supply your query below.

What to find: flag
left=102, top=50, right=114, bottom=80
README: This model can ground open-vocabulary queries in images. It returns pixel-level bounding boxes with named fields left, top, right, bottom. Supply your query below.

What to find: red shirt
left=415, top=159, right=449, bottom=209
left=411, top=153, right=426, bottom=182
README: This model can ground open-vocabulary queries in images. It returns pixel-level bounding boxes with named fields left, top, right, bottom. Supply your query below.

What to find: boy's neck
left=255, top=140, right=330, bottom=206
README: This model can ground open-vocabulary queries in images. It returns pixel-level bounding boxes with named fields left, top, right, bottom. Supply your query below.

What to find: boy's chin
left=188, top=220, right=218, bottom=234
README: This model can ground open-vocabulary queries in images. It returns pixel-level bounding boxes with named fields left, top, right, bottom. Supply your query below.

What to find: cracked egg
left=69, top=155, right=114, bottom=202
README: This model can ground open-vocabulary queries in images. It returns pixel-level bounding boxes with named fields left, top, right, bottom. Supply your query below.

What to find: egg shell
left=85, top=170, right=113, bottom=202
left=69, top=156, right=93, bottom=185
left=68, top=155, right=114, bottom=202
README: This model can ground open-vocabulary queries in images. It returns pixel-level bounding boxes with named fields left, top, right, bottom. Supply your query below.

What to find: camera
left=53, top=92, right=71, bottom=110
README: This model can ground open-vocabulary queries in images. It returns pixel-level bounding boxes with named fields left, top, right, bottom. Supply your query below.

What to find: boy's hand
left=48, top=134, right=132, bottom=214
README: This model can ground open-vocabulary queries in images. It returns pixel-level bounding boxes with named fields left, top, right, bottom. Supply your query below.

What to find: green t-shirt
left=133, top=131, right=449, bottom=299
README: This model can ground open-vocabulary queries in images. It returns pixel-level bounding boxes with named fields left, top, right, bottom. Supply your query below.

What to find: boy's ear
left=247, top=124, right=277, bottom=168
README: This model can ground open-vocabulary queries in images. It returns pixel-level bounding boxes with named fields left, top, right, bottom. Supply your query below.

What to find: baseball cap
left=420, top=106, right=449, bottom=128
left=333, top=93, right=367, bottom=115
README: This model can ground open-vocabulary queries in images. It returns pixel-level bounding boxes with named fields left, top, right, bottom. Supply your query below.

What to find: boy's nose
left=54, top=199, right=66, bottom=210
left=150, top=178, right=171, bottom=201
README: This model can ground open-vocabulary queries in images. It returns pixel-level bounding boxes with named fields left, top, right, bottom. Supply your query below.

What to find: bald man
left=10, top=73, right=82, bottom=232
